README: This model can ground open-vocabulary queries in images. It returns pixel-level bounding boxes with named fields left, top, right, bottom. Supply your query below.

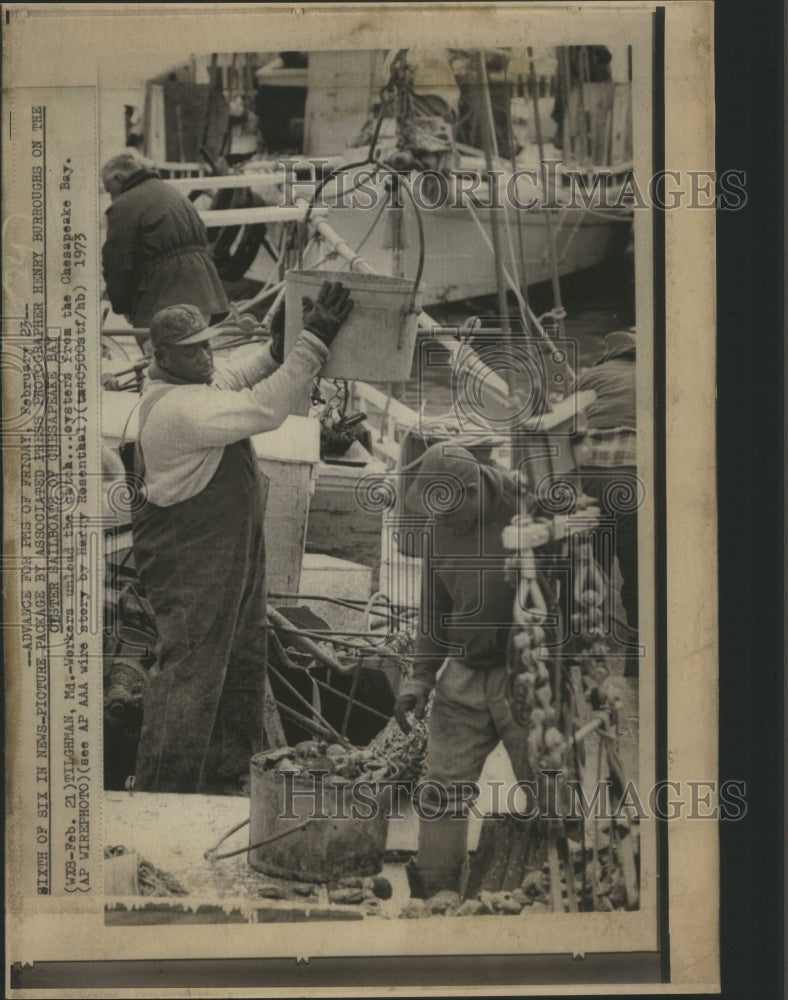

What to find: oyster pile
left=256, top=740, right=395, bottom=783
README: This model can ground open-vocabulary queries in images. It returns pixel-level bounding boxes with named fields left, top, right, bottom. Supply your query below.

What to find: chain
left=366, top=49, right=411, bottom=161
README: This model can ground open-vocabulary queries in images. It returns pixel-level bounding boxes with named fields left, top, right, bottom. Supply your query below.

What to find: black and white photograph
left=98, top=39, right=646, bottom=920
left=3, top=3, right=723, bottom=994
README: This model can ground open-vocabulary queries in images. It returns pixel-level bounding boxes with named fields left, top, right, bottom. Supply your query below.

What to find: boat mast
left=475, top=50, right=513, bottom=390
left=528, top=46, right=566, bottom=342
left=503, top=59, right=532, bottom=322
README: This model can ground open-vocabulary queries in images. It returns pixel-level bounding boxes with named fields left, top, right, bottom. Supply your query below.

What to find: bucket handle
left=298, top=158, right=425, bottom=323
left=204, top=816, right=315, bottom=862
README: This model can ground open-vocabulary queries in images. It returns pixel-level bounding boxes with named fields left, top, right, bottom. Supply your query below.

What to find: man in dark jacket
left=101, top=152, right=229, bottom=332
left=393, top=442, right=533, bottom=898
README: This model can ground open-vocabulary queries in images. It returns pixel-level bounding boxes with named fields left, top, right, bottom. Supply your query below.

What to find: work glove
left=268, top=297, right=286, bottom=363
left=393, top=689, right=428, bottom=734
left=302, top=280, right=354, bottom=348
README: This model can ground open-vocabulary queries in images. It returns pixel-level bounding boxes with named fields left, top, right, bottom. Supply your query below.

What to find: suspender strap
left=134, top=382, right=178, bottom=480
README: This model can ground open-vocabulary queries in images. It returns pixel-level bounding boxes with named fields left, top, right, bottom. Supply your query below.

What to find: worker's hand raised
left=302, top=280, right=354, bottom=347
left=393, top=690, right=428, bottom=734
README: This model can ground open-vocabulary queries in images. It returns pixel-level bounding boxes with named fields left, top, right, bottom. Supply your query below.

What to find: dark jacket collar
left=120, top=167, right=161, bottom=194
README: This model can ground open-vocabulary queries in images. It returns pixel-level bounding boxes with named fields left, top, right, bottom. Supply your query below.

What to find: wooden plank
left=198, top=205, right=327, bottom=226
left=165, top=172, right=289, bottom=192
left=349, top=382, right=419, bottom=428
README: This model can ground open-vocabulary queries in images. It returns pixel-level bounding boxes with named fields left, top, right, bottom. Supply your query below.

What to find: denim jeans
left=414, top=659, right=533, bottom=884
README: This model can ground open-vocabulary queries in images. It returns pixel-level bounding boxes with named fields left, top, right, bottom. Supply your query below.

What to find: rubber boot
left=406, top=815, right=468, bottom=899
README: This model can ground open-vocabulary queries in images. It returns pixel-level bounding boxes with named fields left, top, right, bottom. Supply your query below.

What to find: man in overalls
left=131, top=283, right=353, bottom=793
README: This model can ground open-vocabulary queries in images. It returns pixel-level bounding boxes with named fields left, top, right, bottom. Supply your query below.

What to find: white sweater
left=138, top=332, right=328, bottom=507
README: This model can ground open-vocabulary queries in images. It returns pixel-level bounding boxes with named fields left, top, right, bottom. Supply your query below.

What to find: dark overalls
left=131, top=385, right=269, bottom=793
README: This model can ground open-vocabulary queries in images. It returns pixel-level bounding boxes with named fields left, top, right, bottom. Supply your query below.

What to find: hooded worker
left=101, top=152, right=229, bottom=331
left=393, top=441, right=536, bottom=898
left=131, top=282, right=353, bottom=794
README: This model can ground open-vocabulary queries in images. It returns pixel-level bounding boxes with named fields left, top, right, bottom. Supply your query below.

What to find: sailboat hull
left=297, top=197, right=631, bottom=306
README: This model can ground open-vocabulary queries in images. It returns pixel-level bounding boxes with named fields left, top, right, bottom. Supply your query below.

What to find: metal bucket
left=283, top=269, right=421, bottom=382
left=248, top=753, right=389, bottom=883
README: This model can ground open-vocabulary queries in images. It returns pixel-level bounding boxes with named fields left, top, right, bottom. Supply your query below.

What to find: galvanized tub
left=283, top=268, right=421, bottom=382
left=247, top=751, right=389, bottom=883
